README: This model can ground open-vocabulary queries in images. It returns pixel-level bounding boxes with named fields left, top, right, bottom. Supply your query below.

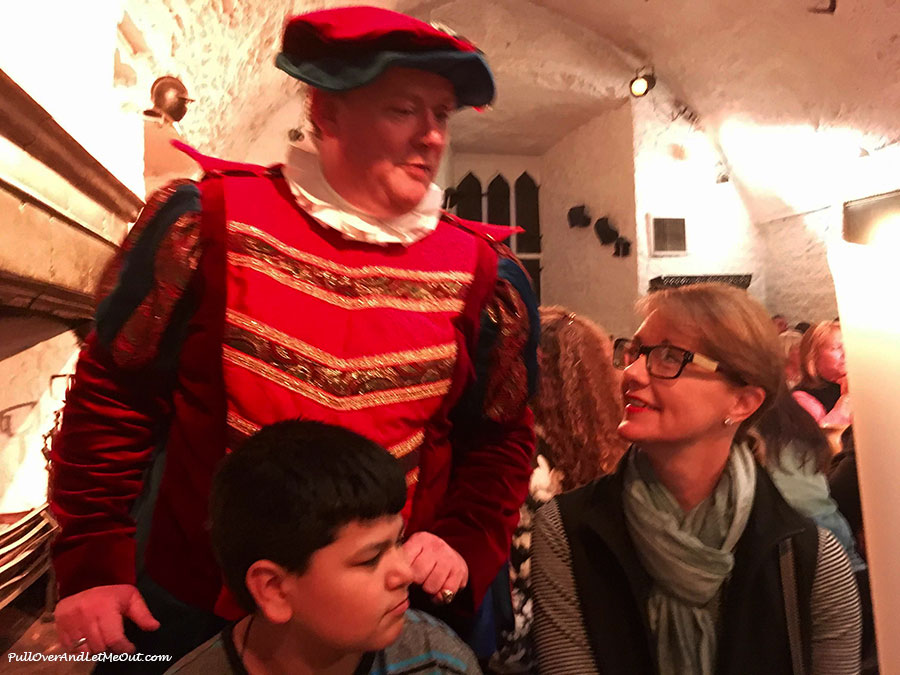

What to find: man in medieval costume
left=50, top=6, right=537, bottom=670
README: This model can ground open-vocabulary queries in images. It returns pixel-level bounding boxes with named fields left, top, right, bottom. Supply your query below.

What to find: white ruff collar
left=282, top=145, right=443, bottom=246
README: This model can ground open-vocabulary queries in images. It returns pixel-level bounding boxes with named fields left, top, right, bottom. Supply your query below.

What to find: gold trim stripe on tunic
left=387, top=432, right=425, bottom=460
left=228, top=253, right=465, bottom=313
left=227, top=221, right=473, bottom=284
left=226, top=309, right=457, bottom=369
left=224, top=322, right=454, bottom=397
left=227, top=234, right=467, bottom=303
left=223, top=346, right=452, bottom=411
left=226, top=410, right=260, bottom=437
left=406, top=468, right=420, bottom=487
left=227, top=409, right=422, bottom=462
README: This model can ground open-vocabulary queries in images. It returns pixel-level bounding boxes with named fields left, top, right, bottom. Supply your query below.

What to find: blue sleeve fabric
left=93, top=181, right=204, bottom=371
left=457, top=253, right=539, bottom=424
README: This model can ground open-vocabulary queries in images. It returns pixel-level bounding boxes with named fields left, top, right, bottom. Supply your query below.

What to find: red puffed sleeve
left=50, top=181, right=204, bottom=598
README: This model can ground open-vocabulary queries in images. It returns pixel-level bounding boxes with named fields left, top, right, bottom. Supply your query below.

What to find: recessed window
left=452, top=170, right=542, bottom=301
left=650, top=217, right=687, bottom=256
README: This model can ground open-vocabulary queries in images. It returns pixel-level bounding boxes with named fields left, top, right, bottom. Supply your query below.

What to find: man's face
left=284, top=515, right=412, bottom=652
left=318, top=68, right=456, bottom=219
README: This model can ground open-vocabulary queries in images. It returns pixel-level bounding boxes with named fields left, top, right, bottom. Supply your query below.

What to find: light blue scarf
left=623, top=444, right=757, bottom=675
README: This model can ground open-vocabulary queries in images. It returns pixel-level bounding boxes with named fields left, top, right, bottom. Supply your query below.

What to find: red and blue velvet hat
left=276, top=6, right=494, bottom=108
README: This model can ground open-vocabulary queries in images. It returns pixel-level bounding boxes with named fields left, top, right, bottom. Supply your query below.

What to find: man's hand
left=55, top=584, right=159, bottom=654
left=402, top=532, right=468, bottom=603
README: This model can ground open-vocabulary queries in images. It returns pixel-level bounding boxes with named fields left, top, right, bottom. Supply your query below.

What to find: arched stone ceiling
left=123, top=0, right=900, bottom=219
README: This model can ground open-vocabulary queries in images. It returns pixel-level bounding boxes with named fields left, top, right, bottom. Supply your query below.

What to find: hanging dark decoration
left=594, top=217, right=619, bottom=245
left=567, top=205, right=591, bottom=228
left=613, top=237, right=632, bottom=258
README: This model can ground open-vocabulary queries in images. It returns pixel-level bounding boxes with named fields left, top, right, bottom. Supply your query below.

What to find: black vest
left=555, top=458, right=819, bottom=675
left=795, top=381, right=841, bottom=413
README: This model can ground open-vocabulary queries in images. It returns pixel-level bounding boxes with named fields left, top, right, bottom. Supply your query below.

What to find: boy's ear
left=245, top=560, right=294, bottom=624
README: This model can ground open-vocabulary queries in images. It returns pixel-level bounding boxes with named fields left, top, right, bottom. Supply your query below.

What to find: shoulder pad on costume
left=442, top=212, right=522, bottom=243
left=172, top=140, right=275, bottom=177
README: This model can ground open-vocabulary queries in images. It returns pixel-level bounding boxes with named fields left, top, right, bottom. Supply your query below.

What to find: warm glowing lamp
left=630, top=70, right=656, bottom=98
left=828, top=189, right=900, bottom=673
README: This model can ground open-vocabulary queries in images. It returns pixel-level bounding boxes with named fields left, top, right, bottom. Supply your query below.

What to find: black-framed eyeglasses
left=612, top=338, right=743, bottom=382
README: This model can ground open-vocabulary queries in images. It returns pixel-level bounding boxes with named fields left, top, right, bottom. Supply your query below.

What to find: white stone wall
left=0, top=333, right=79, bottom=513
left=631, top=98, right=767, bottom=303
left=754, top=144, right=900, bottom=324
left=759, top=208, right=840, bottom=326
left=0, top=1, right=146, bottom=195
left=538, top=102, right=639, bottom=338
left=0, top=3, right=143, bottom=512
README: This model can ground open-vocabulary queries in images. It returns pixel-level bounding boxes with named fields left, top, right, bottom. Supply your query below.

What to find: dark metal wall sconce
left=566, top=206, right=632, bottom=257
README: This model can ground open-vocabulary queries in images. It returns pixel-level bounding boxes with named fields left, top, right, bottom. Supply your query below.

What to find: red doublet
left=50, top=154, right=536, bottom=620
left=218, top=171, right=484, bottom=504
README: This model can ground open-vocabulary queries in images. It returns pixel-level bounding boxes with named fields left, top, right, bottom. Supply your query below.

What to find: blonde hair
left=798, top=321, right=841, bottom=387
left=637, top=283, right=784, bottom=442
left=779, top=329, right=803, bottom=361
left=533, top=307, right=626, bottom=489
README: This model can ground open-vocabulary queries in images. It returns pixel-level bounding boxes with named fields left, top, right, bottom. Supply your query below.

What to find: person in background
left=532, top=283, right=861, bottom=675
left=167, top=419, right=481, bottom=674
left=756, top=392, right=864, bottom=570
left=829, top=427, right=864, bottom=543
left=779, top=328, right=804, bottom=390
left=828, top=426, right=877, bottom=673
left=772, top=314, right=789, bottom=334
left=793, top=320, right=851, bottom=428
left=50, top=7, right=536, bottom=669
left=490, top=307, right=625, bottom=673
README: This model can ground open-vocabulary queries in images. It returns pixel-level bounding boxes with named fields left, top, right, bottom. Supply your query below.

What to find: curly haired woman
left=491, top=307, right=625, bottom=673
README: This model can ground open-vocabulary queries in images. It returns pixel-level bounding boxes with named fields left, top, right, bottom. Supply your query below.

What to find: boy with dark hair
left=167, top=420, right=480, bottom=674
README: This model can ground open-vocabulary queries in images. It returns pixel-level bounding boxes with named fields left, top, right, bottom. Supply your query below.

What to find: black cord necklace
left=240, top=614, right=256, bottom=669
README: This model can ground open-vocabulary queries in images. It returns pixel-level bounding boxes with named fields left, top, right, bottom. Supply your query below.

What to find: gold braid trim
left=226, top=310, right=457, bottom=368
left=226, top=411, right=422, bottom=464
left=226, top=410, right=260, bottom=437
left=228, top=253, right=465, bottom=313
left=223, top=346, right=452, bottom=411
left=227, top=221, right=473, bottom=284
left=387, top=432, right=425, bottom=460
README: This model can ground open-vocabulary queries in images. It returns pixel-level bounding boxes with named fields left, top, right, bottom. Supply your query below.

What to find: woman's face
left=815, top=329, right=846, bottom=383
left=618, top=310, right=749, bottom=449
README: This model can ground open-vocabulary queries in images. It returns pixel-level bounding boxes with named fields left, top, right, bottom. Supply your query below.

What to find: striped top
left=532, top=500, right=862, bottom=675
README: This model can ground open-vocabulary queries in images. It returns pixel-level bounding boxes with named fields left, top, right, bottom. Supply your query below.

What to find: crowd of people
left=46, top=6, right=871, bottom=675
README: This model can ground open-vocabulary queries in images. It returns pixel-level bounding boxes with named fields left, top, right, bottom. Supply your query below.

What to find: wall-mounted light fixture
left=630, top=68, right=656, bottom=97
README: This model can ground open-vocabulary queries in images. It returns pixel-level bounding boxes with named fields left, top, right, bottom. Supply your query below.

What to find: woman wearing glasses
left=531, top=283, right=861, bottom=675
